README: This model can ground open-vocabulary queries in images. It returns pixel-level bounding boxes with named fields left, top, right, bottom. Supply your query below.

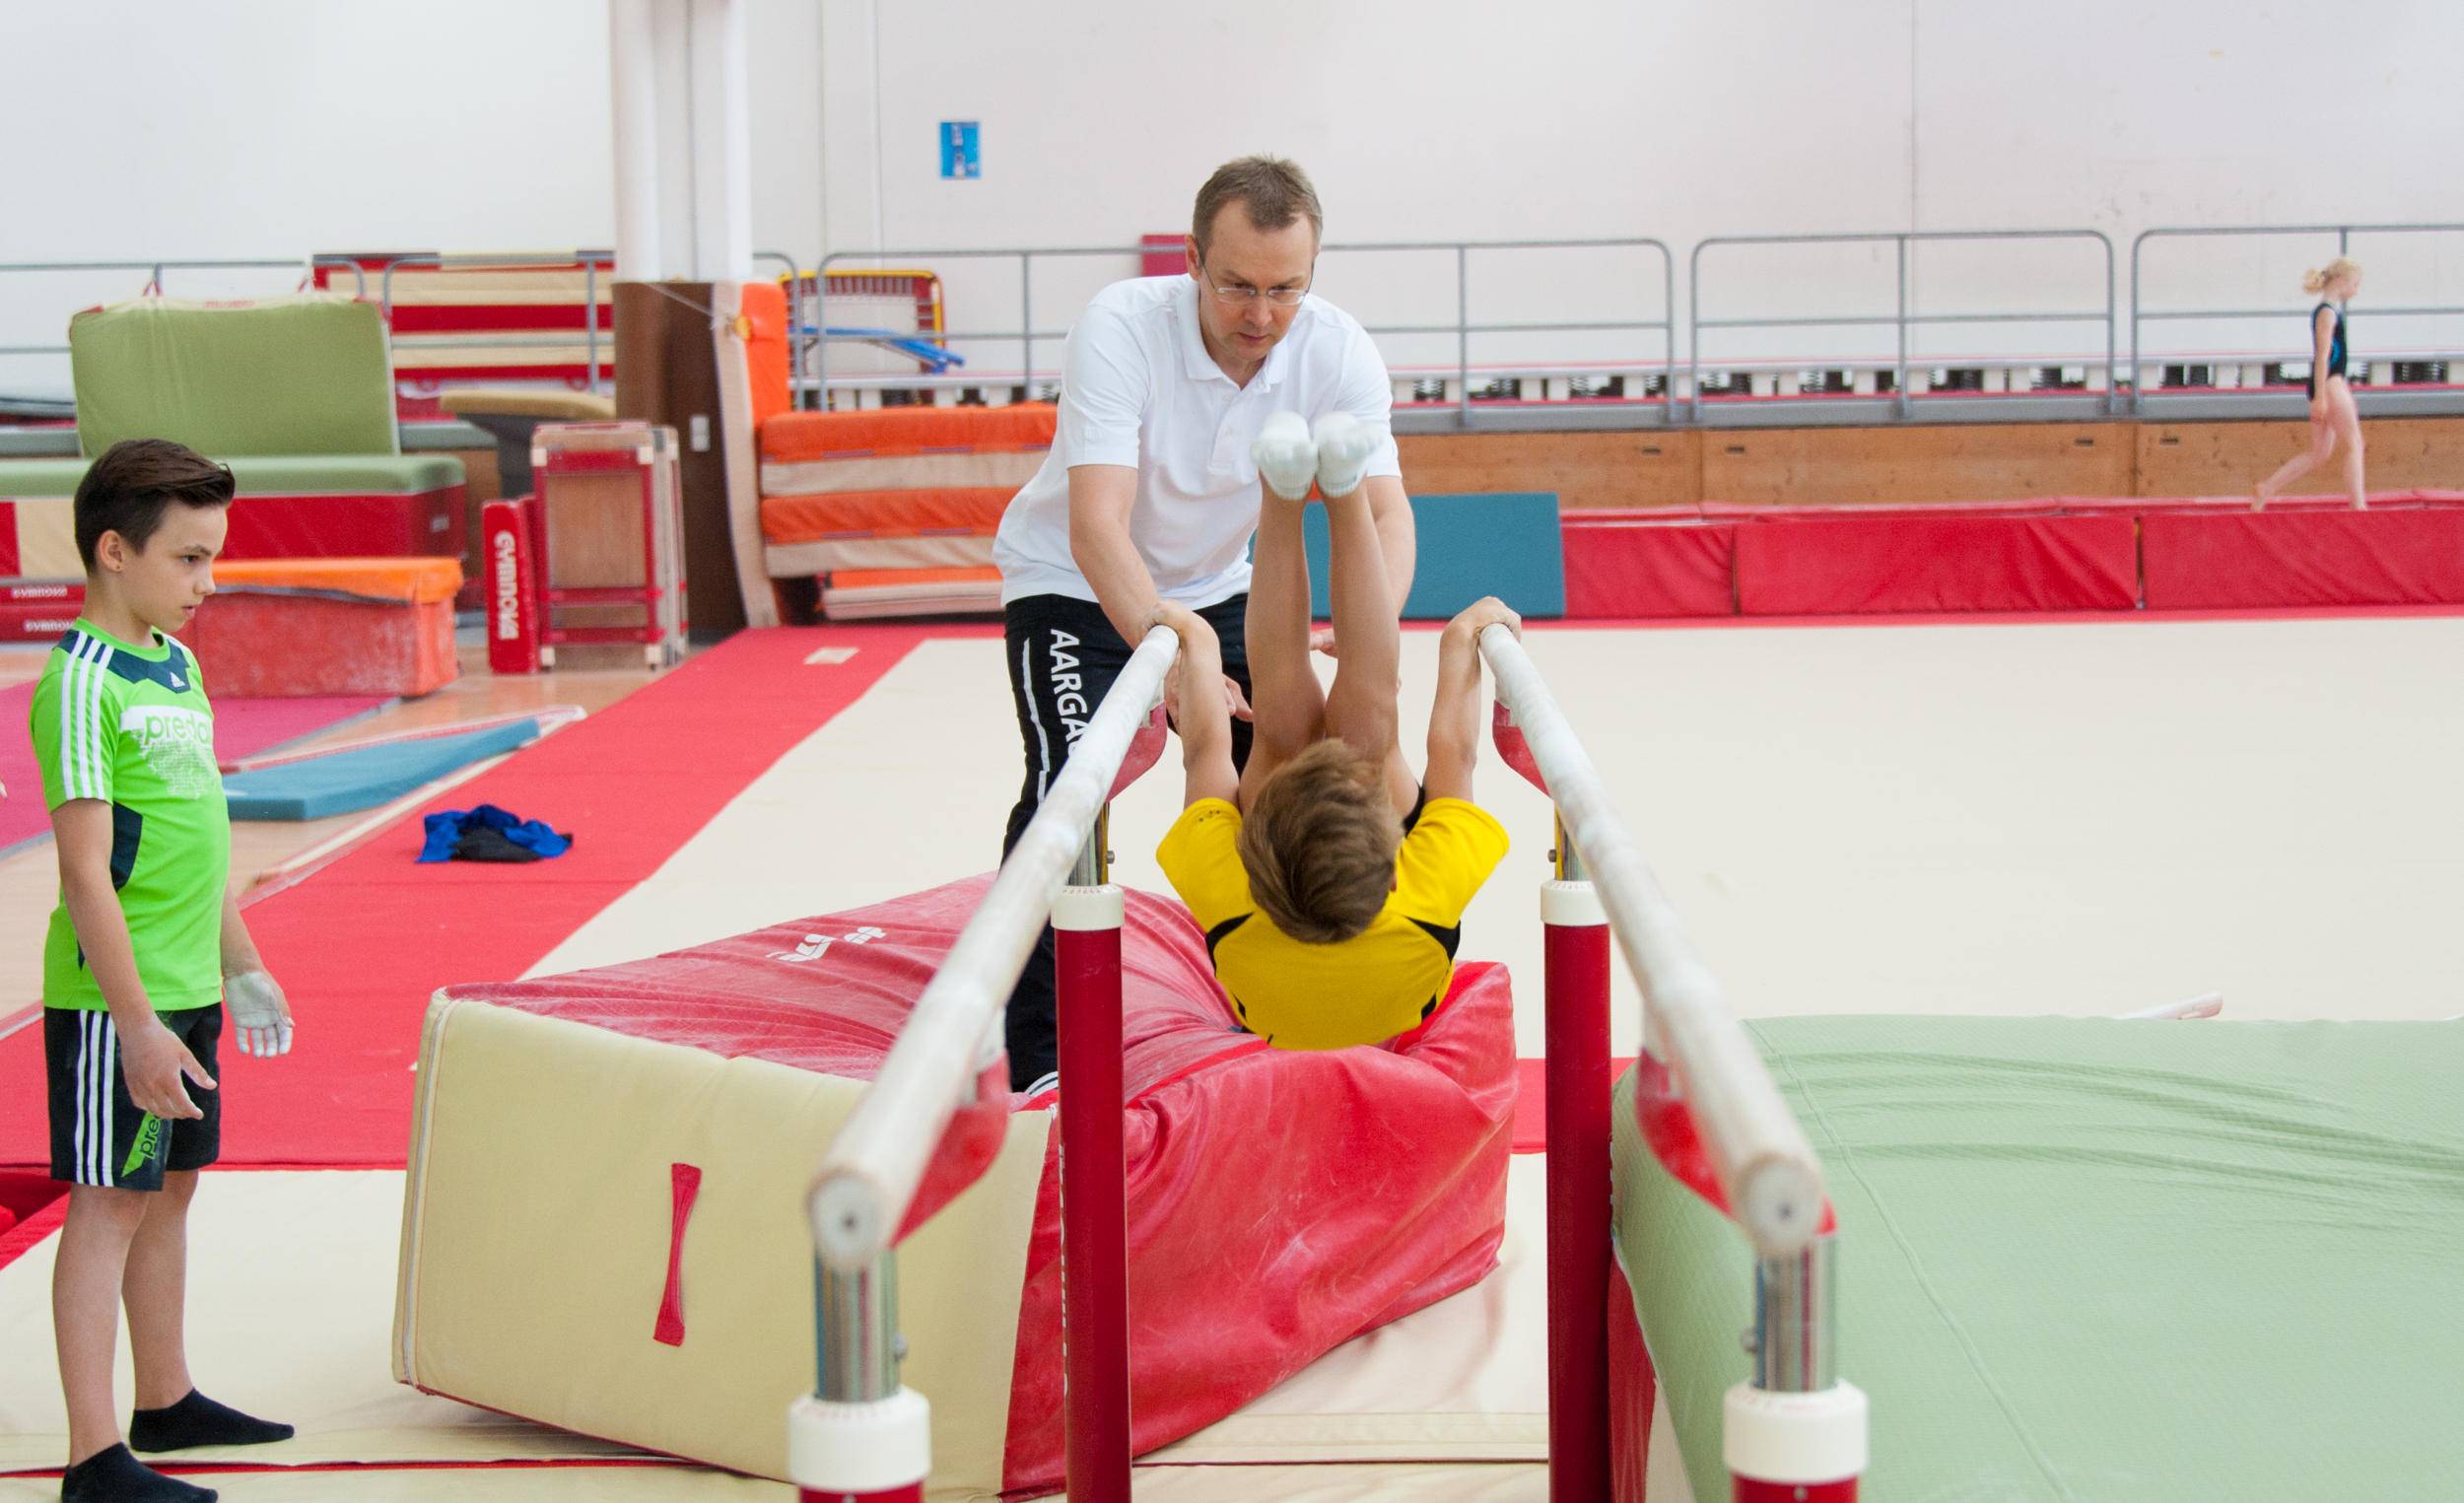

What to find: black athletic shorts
left=46, top=1003, right=223, bottom=1190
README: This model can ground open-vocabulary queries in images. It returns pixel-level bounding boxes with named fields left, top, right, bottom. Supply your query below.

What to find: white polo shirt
left=993, top=275, right=1402, bottom=609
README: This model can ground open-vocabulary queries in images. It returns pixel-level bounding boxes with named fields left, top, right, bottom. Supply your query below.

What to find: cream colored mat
left=0, top=1173, right=646, bottom=1472
left=1150, top=1156, right=1546, bottom=1466
left=0, top=1462, right=1552, bottom=1501
left=0, top=1162, right=1565, bottom=1482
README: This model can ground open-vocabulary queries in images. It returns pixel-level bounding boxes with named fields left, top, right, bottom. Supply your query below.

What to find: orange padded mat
left=760, top=487, right=1010, bottom=545
left=213, top=556, right=465, bottom=605
left=758, top=403, right=1054, bottom=463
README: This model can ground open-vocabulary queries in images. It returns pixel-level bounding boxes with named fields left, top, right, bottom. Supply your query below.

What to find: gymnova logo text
left=494, top=531, right=521, bottom=641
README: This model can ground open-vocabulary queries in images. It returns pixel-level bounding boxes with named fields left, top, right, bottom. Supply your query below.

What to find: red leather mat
left=0, top=626, right=941, bottom=1170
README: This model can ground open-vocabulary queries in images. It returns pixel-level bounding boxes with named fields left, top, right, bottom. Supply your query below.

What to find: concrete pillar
left=688, top=0, right=754, bottom=283
left=608, top=0, right=664, bottom=281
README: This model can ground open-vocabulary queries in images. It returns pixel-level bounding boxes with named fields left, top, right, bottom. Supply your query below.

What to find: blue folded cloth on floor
left=418, top=803, right=573, bottom=863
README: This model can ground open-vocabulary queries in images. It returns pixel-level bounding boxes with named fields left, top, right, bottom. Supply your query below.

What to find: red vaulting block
left=483, top=498, right=543, bottom=674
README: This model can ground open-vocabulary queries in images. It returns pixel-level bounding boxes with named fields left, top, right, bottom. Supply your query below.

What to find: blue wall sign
left=940, top=121, right=980, bottom=179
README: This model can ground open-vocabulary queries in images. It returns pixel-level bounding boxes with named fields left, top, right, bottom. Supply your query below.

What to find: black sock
left=126, top=1391, right=293, bottom=1454
left=58, top=1443, right=217, bottom=1502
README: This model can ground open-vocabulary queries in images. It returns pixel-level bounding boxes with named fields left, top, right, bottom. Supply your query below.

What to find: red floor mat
left=2, top=684, right=385, bottom=852
left=0, top=627, right=942, bottom=1169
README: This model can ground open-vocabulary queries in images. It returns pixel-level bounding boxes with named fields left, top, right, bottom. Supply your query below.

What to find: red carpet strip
left=0, top=627, right=942, bottom=1171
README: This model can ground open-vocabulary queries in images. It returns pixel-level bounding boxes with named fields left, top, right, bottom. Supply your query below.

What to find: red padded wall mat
left=1736, top=514, right=2141, bottom=616
left=1562, top=518, right=1737, bottom=618
left=2142, top=509, right=2464, bottom=610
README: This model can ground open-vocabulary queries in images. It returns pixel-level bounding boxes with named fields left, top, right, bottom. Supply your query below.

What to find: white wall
left=2, top=0, right=2459, bottom=382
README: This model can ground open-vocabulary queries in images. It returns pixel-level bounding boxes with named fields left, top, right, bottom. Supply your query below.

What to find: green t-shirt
left=31, top=619, right=230, bottom=1012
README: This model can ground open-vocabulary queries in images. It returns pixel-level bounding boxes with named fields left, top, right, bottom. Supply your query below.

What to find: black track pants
left=1000, top=591, right=1253, bottom=1084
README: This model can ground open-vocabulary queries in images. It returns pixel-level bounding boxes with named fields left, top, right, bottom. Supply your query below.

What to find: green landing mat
left=1610, top=1016, right=2464, bottom=1501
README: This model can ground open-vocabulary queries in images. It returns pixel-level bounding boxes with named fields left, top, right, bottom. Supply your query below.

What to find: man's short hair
left=1192, top=156, right=1324, bottom=256
left=73, top=439, right=236, bottom=570
left=1238, top=739, right=1400, bottom=944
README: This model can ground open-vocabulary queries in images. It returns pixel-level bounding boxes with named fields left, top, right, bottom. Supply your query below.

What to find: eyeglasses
left=1197, top=249, right=1311, bottom=307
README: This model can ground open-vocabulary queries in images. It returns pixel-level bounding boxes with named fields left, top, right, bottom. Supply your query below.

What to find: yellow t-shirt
left=1155, top=795, right=1509, bottom=1051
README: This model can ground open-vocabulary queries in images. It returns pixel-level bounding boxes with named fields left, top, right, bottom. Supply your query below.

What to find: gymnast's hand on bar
left=1448, top=596, right=1522, bottom=642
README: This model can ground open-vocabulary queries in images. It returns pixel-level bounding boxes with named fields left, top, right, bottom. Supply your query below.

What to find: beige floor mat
left=0, top=1173, right=648, bottom=1472
left=534, top=619, right=2464, bottom=1057
left=3, top=1162, right=1556, bottom=1479
left=0, top=1461, right=1552, bottom=1501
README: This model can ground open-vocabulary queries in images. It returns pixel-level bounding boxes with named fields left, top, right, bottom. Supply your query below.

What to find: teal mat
left=222, top=718, right=541, bottom=821
left=1612, top=1016, right=2464, bottom=1501
left=1296, top=491, right=1564, bottom=619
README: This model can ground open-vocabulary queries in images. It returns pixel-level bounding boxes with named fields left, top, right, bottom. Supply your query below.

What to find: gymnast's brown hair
left=1237, top=739, right=1401, bottom=945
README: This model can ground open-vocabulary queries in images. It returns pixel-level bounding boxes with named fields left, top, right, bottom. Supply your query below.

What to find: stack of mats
left=221, top=717, right=546, bottom=821
left=396, top=874, right=1516, bottom=1497
left=178, top=558, right=463, bottom=698
left=0, top=295, right=467, bottom=585
left=0, top=580, right=81, bottom=645
left=1609, top=1015, right=2464, bottom=1501
left=756, top=404, right=1054, bottom=619
left=312, top=257, right=618, bottom=399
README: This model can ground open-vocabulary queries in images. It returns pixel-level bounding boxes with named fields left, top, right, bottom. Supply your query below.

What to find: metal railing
left=367, top=249, right=616, bottom=396
left=1689, top=229, right=2117, bottom=421
left=802, top=239, right=1677, bottom=421
left=0, top=251, right=629, bottom=395
left=2130, top=223, right=2464, bottom=408
left=0, top=258, right=351, bottom=366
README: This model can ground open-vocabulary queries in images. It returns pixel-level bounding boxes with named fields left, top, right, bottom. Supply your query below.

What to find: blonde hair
left=2302, top=257, right=2361, bottom=296
left=1237, top=740, right=1400, bottom=944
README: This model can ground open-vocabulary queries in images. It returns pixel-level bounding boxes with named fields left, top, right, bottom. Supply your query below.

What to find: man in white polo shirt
left=993, top=155, right=1416, bottom=1089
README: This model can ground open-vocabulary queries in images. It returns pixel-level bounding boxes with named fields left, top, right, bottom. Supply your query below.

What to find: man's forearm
left=1367, top=476, right=1417, bottom=609
left=1077, top=528, right=1162, bottom=649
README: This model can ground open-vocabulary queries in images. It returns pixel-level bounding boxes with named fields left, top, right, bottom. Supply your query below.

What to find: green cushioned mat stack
left=1611, top=1016, right=2464, bottom=1500
left=0, top=454, right=461, bottom=498
left=69, top=294, right=397, bottom=456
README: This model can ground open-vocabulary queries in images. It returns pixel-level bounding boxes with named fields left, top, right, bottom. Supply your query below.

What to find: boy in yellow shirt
left=1151, top=412, right=1517, bottom=1049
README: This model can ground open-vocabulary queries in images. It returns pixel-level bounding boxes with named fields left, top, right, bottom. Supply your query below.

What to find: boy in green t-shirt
left=31, top=440, right=300, bottom=1503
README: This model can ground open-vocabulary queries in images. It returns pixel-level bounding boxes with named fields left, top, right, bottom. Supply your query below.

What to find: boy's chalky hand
left=124, top=1021, right=213, bottom=1119
left=1251, top=411, right=1318, bottom=502
left=225, top=969, right=295, bottom=1059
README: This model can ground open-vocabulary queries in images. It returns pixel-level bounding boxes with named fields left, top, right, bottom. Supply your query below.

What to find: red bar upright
left=1056, top=885, right=1130, bottom=1503
left=1543, top=880, right=1613, bottom=1503
left=1735, top=1479, right=1857, bottom=1502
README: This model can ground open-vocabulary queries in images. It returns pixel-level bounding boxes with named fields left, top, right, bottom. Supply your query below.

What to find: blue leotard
left=2305, top=302, right=2347, bottom=399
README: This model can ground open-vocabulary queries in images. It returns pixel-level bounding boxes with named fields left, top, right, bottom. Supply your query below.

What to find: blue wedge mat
left=1297, top=492, right=1564, bottom=619
left=222, top=718, right=542, bottom=821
